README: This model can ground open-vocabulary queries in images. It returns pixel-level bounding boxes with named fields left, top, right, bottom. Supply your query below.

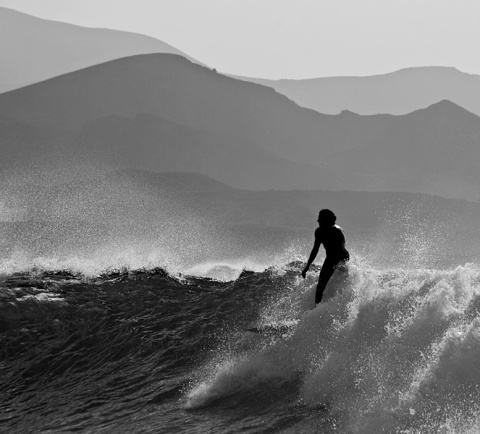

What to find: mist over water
left=0, top=161, right=261, bottom=277
left=1, top=160, right=475, bottom=278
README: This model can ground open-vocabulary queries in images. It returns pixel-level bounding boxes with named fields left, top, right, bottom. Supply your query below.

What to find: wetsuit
left=314, top=225, right=349, bottom=304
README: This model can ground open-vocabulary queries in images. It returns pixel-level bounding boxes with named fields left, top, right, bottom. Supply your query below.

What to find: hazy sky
left=1, top=0, right=479, bottom=79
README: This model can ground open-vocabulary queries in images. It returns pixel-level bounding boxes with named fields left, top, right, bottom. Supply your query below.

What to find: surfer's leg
left=316, top=261, right=336, bottom=305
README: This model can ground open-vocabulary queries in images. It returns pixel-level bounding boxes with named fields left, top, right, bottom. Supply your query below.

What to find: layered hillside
left=0, top=7, right=202, bottom=93
left=2, top=53, right=480, bottom=198
left=243, top=67, right=480, bottom=117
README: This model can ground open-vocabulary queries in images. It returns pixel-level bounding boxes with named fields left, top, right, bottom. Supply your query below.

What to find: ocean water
left=1, top=169, right=480, bottom=432
left=2, top=255, right=480, bottom=433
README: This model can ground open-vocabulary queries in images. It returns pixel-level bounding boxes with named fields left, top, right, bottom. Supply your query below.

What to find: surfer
left=302, top=209, right=349, bottom=305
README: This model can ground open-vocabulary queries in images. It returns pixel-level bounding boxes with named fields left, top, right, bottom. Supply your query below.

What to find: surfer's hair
left=319, top=209, right=336, bottom=226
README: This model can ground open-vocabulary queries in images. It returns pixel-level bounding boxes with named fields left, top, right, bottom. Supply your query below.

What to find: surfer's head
left=318, top=209, right=336, bottom=227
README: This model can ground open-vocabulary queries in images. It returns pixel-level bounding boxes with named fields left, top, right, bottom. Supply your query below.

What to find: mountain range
left=0, top=7, right=202, bottom=93
left=0, top=53, right=345, bottom=190
left=1, top=8, right=480, bottom=201
left=0, top=53, right=392, bottom=161
left=1, top=53, right=480, bottom=199
left=2, top=7, right=480, bottom=120
left=239, top=67, right=480, bottom=117
left=324, top=100, right=480, bottom=200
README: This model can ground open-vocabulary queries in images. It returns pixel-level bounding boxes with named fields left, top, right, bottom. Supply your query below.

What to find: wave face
left=1, top=259, right=480, bottom=433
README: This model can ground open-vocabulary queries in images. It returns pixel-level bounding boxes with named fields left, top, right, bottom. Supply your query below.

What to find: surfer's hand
left=301, top=268, right=308, bottom=279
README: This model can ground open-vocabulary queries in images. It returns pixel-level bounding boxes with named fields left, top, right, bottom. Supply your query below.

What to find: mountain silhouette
left=4, top=6, right=480, bottom=121
left=1, top=53, right=480, bottom=198
left=325, top=100, right=480, bottom=199
left=241, top=67, right=480, bottom=117
left=0, top=7, right=203, bottom=93
left=0, top=54, right=347, bottom=190
left=0, top=53, right=394, bottom=164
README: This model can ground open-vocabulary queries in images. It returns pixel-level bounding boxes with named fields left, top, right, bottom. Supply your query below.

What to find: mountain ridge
left=0, top=53, right=395, bottom=164
left=237, top=66, right=480, bottom=117
left=1, top=53, right=480, bottom=199
left=0, top=6, right=203, bottom=93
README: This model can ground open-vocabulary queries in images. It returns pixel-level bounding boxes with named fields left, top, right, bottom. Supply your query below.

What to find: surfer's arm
left=302, top=232, right=321, bottom=278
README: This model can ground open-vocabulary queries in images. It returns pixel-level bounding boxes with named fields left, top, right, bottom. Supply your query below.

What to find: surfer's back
left=315, top=224, right=348, bottom=260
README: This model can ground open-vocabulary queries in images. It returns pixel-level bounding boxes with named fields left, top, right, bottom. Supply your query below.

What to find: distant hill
left=0, top=54, right=350, bottom=190
left=0, top=53, right=394, bottom=165
left=324, top=100, right=480, bottom=200
left=2, top=53, right=480, bottom=199
left=239, top=67, right=480, bottom=117
left=0, top=7, right=203, bottom=93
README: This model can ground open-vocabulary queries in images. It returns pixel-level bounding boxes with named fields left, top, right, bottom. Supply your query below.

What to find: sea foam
left=186, top=261, right=480, bottom=433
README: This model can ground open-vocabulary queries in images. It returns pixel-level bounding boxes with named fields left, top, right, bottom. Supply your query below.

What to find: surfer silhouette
left=302, top=209, right=349, bottom=305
